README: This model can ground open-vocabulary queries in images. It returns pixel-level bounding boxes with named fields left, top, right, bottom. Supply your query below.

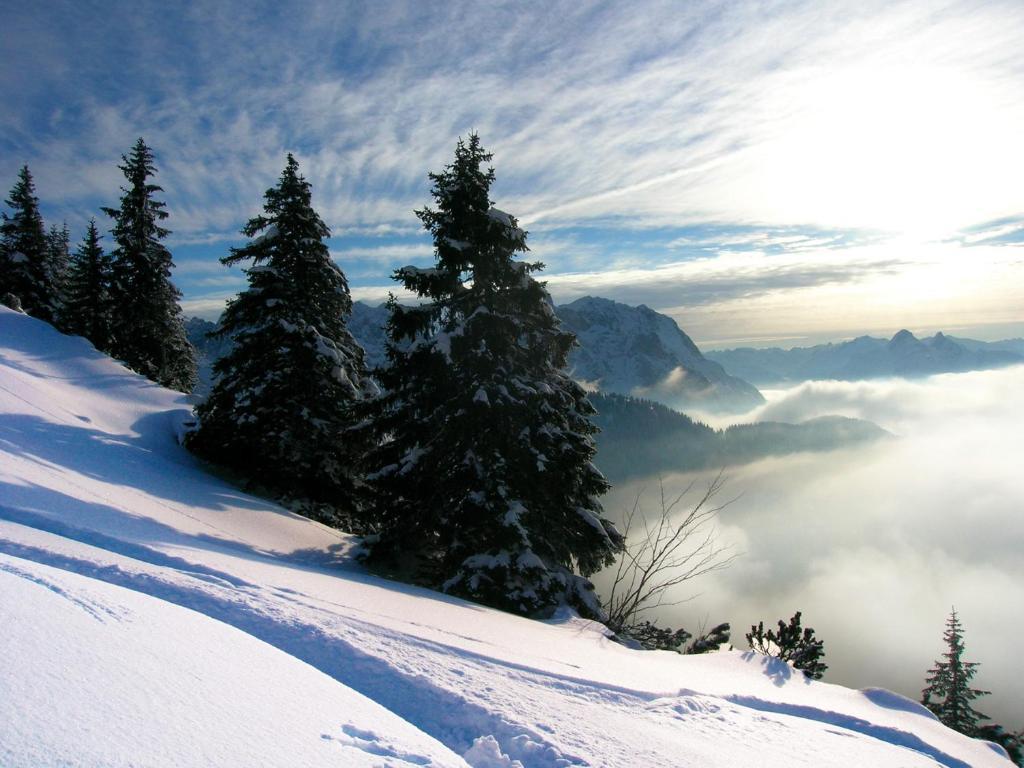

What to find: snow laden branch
left=603, top=472, right=737, bottom=634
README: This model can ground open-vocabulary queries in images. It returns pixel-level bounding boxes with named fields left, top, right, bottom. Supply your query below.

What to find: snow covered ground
left=0, top=306, right=1011, bottom=767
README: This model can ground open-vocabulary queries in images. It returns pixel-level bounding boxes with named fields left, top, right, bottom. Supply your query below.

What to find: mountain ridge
left=707, top=329, right=1024, bottom=386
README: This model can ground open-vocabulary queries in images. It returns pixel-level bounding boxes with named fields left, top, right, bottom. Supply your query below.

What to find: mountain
left=190, top=299, right=766, bottom=414
left=0, top=306, right=1008, bottom=768
left=590, top=393, right=889, bottom=483
left=949, top=335, right=1024, bottom=357
left=185, top=302, right=392, bottom=391
left=708, top=330, right=1024, bottom=387
left=184, top=316, right=231, bottom=398
left=557, top=297, right=764, bottom=412
left=349, top=300, right=391, bottom=370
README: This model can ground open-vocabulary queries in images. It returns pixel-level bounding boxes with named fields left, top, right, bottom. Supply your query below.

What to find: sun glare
left=758, top=59, right=1019, bottom=238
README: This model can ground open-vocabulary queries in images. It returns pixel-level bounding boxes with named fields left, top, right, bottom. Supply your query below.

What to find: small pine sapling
left=746, top=611, right=827, bottom=680
left=686, top=622, right=731, bottom=655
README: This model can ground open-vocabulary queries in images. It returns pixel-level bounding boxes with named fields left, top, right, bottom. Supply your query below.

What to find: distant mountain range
left=188, top=300, right=1023, bottom=413
left=707, top=330, right=1024, bottom=387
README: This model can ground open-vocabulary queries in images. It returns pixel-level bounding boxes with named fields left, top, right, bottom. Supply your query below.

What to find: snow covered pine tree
left=45, top=222, right=71, bottom=323
left=921, top=608, right=990, bottom=736
left=187, top=154, right=375, bottom=523
left=360, top=134, right=622, bottom=617
left=0, top=166, right=62, bottom=322
left=102, top=138, right=196, bottom=392
left=62, top=219, right=114, bottom=351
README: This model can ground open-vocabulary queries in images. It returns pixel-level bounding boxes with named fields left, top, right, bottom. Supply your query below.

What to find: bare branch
left=602, top=474, right=738, bottom=633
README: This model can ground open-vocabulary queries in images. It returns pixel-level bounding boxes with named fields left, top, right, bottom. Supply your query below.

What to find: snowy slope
left=0, top=306, right=1010, bottom=767
left=0, top=556, right=467, bottom=768
left=557, top=296, right=764, bottom=412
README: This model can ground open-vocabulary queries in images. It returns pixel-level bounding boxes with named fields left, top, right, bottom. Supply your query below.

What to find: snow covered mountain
left=349, top=299, right=391, bottom=369
left=708, top=330, right=1024, bottom=387
left=184, top=316, right=230, bottom=398
left=557, top=296, right=764, bottom=412
left=0, top=306, right=1012, bottom=767
left=198, top=299, right=765, bottom=414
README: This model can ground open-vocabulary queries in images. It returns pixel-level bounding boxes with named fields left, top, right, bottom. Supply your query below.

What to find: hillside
left=589, top=393, right=889, bottom=483
left=1, top=306, right=1010, bottom=767
left=708, top=330, right=1024, bottom=387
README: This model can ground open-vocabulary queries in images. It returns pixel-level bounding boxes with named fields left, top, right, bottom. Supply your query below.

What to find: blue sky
left=3, top=0, right=1023, bottom=347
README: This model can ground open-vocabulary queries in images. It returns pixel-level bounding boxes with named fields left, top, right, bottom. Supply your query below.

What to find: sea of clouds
left=603, top=364, right=1024, bottom=725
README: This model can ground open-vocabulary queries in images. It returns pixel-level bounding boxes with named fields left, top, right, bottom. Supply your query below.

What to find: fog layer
left=605, top=365, right=1024, bottom=725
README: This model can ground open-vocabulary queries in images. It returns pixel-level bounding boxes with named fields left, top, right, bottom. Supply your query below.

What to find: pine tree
left=921, top=609, right=990, bottom=736
left=45, top=221, right=71, bottom=321
left=187, top=154, right=374, bottom=521
left=102, top=138, right=196, bottom=391
left=0, top=166, right=60, bottom=322
left=62, top=219, right=113, bottom=350
left=746, top=611, right=827, bottom=679
left=359, top=134, right=622, bottom=618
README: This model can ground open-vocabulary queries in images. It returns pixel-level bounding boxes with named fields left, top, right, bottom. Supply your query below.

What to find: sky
left=602, top=364, right=1024, bottom=725
left=2, top=0, right=1023, bottom=347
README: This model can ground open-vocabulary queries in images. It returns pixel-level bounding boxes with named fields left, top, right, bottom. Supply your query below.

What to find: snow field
left=0, top=307, right=1011, bottom=767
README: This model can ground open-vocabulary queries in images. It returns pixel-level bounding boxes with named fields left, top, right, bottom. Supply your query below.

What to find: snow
left=444, top=237, right=472, bottom=251
left=0, top=556, right=466, bottom=768
left=0, top=306, right=1011, bottom=768
left=249, top=223, right=278, bottom=246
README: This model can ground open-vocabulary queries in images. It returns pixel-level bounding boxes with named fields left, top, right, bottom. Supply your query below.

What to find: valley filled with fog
left=602, top=364, right=1024, bottom=724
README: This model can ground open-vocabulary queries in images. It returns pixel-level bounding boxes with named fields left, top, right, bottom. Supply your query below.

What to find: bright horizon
left=2, top=0, right=1022, bottom=348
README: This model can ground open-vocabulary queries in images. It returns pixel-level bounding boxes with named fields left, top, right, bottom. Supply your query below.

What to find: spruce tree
left=0, top=166, right=60, bottom=322
left=921, top=609, right=990, bottom=736
left=62, top=219, right=113, bottom=350
left=45, top=221, right=71, bottom=321
left=360, top=134, right=622, bottom=618
left=187, top=154, right=374, bottom=521
left=102, top=138, right=196, bottom=392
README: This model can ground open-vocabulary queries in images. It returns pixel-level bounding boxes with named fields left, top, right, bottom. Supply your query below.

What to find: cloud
left=631, top=366, right=695, bottom=401
left=179, top=297, right=229, bottom=319
left=573, top=241, right=1024, bottom=348
left=5, top=0, right=1022, bottom=348
left=5, top=0, right=1024, bottom=242
left=544, top=245, right=906, bottom=309
left=331, top=243, right=434, bottom=267
left=601, top=365, right=1024, bottom=725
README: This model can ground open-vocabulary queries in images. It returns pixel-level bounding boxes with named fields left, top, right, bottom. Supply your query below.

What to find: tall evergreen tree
left=62, top=219, right=113, bottom=350
left=102, top=138, right=196, bottom=391
left=45, top=221, right=71, bottom=320
left=921, top=609, right=990, bottom=736
left=0, top=166, right=60, bottom=321
left=187, top=154, right=374, bottom=521
left=359, top=134, right=622, bottom=618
